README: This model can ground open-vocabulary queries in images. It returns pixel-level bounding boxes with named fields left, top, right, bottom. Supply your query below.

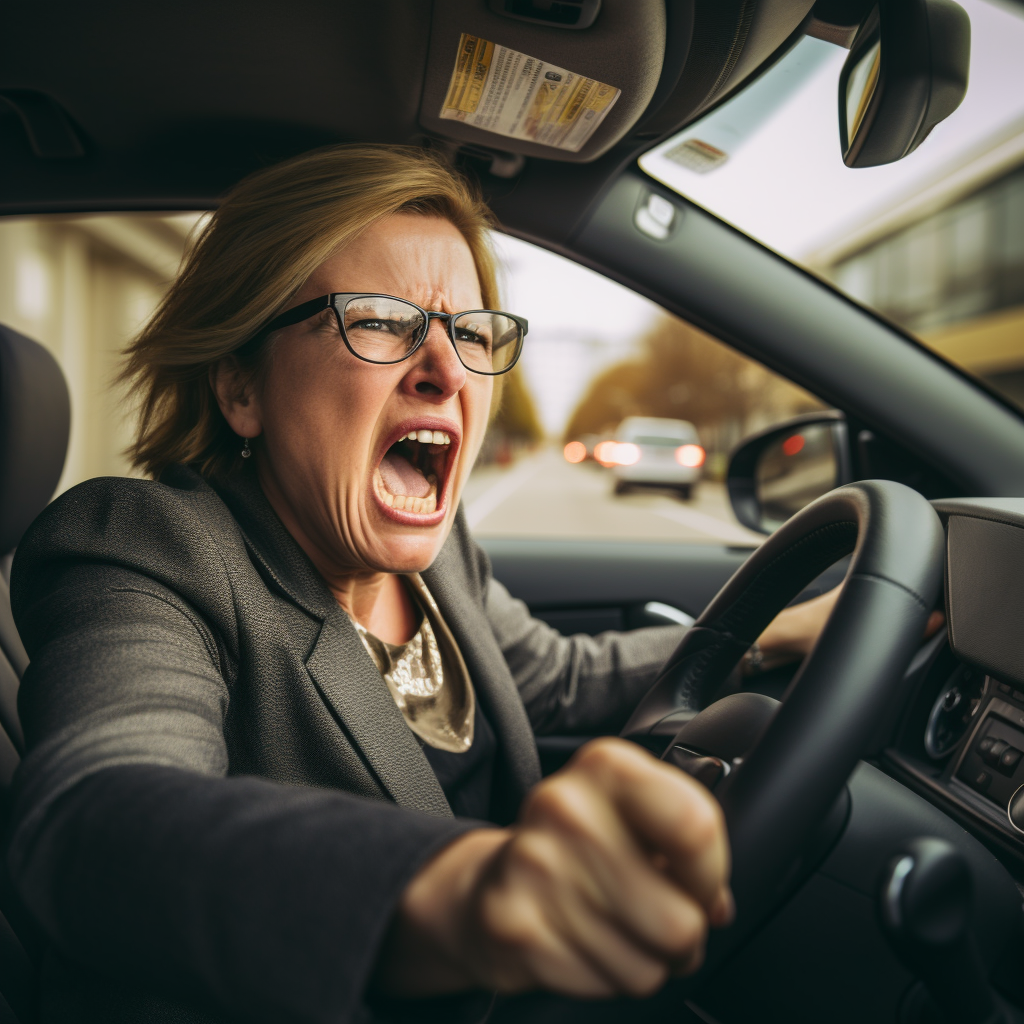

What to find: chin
left=368, top=528, right=449, bottom=575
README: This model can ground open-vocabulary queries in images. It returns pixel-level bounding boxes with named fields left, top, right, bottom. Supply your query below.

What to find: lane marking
left=465, top=456, right=543, bottom=528
left=654, top=504, right=762, bottom=546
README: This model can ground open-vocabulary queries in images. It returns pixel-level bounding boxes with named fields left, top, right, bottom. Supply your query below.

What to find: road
left=462, top=447, right=764, bottom=546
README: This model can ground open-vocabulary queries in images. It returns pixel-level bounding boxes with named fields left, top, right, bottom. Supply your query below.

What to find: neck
left=335, top=572, right=417, bottom=641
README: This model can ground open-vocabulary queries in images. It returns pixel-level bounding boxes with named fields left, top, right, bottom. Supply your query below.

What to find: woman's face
left=225, top=213, right=493, bottom=577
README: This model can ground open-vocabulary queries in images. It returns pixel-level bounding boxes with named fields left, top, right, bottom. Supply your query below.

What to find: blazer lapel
left=306, top=609, right=452, bottom=816
left=209, top=468, right=452, bottom=817
left=424, top=515, right=542, bottom=814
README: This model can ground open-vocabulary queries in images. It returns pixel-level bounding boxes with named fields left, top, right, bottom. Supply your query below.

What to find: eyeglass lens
left=339, top=296, right=521, bottom=374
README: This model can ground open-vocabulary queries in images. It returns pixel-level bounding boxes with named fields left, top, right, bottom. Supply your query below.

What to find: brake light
left=563, top=441, right=587, bottom=464
left=593, top=440, right=616, bottom=466
left=594, top=441, right=641, bottom=467
left=614, top=443, right=641, bottom=466
left=675, top=444, right=705, bottom=468
left=782, top=434, right=805, bottom=456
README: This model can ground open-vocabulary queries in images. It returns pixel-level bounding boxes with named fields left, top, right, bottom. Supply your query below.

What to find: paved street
left=462, top=447, right=764, bottom=546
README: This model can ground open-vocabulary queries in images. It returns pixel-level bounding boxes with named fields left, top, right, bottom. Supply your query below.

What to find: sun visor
left=419, top=0, right=666, bottom=163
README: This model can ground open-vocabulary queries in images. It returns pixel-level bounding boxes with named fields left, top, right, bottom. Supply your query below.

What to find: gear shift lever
left=879, top=837, right=1005, bottom=1024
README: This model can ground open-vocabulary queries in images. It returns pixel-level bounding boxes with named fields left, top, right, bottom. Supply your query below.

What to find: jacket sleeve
left=482, top=576, right=687, bottom=736
left=9, top=538, right=473, bottom=1024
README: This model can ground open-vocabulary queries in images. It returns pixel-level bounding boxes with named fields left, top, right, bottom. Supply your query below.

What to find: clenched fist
left=374, top=738, right=733, bottom=999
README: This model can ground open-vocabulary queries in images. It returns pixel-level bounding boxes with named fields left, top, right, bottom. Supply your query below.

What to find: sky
left=491, top=232, right=662, bottom=437
left=639, top=0, right=1024, bottom=260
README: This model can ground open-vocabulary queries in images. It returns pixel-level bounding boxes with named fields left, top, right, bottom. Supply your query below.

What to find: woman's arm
left=10, top=560, right=473, bottom=1024
left=483, top=577, right=687, bottom=735
left=747, top=588, right=943, bottom=673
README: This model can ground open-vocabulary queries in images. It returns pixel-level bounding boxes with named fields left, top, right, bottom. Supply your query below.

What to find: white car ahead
left=605, top=416, right=705, bottom=501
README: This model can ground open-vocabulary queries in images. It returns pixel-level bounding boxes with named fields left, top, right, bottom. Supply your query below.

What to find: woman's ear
left=211, top=356, right=263, bottom=438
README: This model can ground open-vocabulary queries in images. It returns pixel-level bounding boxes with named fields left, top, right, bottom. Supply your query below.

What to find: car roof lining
left=0, top=0, right=824, bottom=219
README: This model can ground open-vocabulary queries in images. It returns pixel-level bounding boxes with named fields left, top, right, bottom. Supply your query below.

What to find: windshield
left=639, top=0, right=1024, bottom=410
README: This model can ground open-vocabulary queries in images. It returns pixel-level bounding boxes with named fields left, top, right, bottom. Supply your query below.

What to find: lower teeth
left=374, top=470, right=438, bottom=514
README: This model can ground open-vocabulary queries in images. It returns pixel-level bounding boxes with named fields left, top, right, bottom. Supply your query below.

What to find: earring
left=241, top=437, right=252, bottom=459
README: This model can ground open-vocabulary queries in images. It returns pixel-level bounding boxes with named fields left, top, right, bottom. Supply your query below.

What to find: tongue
left=379, top=450, right=432, bottom=498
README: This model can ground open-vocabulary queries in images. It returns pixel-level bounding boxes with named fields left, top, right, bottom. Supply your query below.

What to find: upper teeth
left=406, top=430, right=451, bottom=445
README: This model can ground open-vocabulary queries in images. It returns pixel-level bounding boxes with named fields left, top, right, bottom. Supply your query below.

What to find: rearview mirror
left=839, top=0, right=970, bottom=168
left=727, top=414, right=851, bottom=534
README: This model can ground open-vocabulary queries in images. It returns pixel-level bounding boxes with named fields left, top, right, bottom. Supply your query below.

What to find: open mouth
left=372, top=427, right=455, bottom=517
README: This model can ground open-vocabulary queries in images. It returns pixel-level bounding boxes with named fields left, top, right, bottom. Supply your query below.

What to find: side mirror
left=839, top=0, right=970, bottom=168
left=727, top=413, right=852, bottom=534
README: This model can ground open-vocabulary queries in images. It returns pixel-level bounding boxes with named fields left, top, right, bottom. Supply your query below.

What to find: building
left=811, top=122, right=1024, bottom=407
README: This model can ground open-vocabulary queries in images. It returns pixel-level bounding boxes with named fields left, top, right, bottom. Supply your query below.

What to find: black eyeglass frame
left=250, top=293, right=529, bottom=376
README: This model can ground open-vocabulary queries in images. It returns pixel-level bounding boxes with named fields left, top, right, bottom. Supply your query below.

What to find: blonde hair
left=122, top=144, right=500, bottom=480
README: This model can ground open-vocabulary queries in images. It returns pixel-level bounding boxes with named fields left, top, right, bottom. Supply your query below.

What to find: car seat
left=0, top=321, right=71, bottom=1023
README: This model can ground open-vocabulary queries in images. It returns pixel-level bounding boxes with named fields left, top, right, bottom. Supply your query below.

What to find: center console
left=885, top=499, right=1024, bottom=863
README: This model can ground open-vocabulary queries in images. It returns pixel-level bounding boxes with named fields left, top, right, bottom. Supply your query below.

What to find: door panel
left=481, top=536, right=847, bottom=630
left=479, top=537, right=755, bottom=627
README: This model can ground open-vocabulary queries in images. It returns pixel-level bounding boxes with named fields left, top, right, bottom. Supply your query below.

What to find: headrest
left=0, top=324, right=70, bottom=553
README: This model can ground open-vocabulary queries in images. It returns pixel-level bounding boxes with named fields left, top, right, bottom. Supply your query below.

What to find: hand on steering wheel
left=374, top=739, right=733, bottom=999
left=754, top=586, right=945, bottom=674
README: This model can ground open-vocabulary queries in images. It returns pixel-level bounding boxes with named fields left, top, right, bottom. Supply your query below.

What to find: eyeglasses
left=251, top=293, right=528, bottom=376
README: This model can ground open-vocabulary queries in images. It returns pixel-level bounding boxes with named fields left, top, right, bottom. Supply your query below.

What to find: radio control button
left=983, top=739, right=1008, bottom=766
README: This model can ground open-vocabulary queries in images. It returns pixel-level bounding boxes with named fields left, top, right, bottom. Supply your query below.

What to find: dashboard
left=884, top=497, right=1024, bottom=870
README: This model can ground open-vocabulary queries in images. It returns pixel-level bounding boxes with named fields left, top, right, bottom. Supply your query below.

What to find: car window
left=0, top=215, right=823, bottom=544
left=465, top=233, right=824, bottom=545
left=639, top=0, right=1024, bottom=413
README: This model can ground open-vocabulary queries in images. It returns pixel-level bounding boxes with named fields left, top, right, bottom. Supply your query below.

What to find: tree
left=493, top=366, right=545, bottom=443
left=477, top=366, right=545, bottom=465
left=564, top=315, right=821, bottom=455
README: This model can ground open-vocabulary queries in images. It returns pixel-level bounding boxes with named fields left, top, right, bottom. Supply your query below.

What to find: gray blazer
left=8, top=464, right=684, bottom=1024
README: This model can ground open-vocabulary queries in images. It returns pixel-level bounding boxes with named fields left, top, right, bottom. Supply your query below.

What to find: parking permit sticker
left=440, top=33, right=620, bottom=153
left=664, top=138, right=729, bottom=174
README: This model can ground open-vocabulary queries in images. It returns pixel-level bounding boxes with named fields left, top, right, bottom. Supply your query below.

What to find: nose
left=402, top=318, right=467, bottom=400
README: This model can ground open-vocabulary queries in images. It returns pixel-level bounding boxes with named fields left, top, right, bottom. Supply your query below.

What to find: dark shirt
left=422, top=701, right=498, bottom=821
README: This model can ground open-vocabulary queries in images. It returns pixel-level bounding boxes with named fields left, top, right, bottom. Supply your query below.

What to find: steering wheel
left=621, top=479, right=945, bottom=968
